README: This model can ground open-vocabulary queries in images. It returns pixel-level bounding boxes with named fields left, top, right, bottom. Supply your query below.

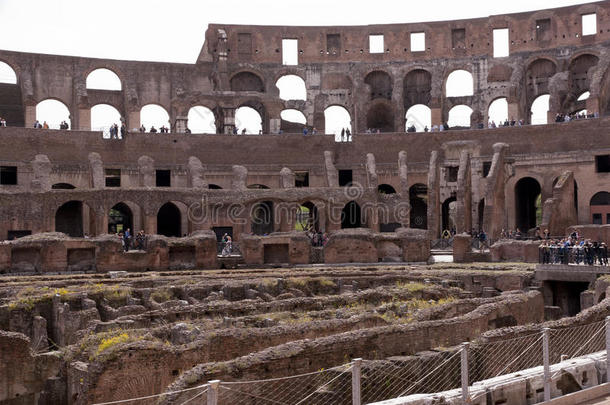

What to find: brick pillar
left=127, top=110, right=140, bottom=131
left=78, top=108, right=91, bottom=131
left=25, top=105, right=36, bottom=128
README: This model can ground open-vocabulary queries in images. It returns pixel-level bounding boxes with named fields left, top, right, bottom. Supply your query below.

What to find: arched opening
left=251, top=201, right=274, bottom=235
left=590, top=191, right=610, bottom=225
left=409, top=184, right=428, bottom=229
left=569, top=54, right=598, bottom=99
left=404, top=69, right=431, bottom=110
left=235, top=106, right=262, bottom=134
left=275, top=75, right=307, bottom=101
left=324, top=105, right=351, bottom=141
left=280, top=109, right=307, bottom=133
left=341, top=201, right=362, bottom=228
left=247, top=184, right=270, bottom=189
left=0, top=61, right=17, bottom=84
left=208, top=184, right=222, bottom=189
left=578, top=91, right=590, bottom=101
left=140, top=104, right=170, bottom=132
left=157, top=202, right=182, bottom=237
left=91, top=104, right=122, bottom=138
left=526, top=59, right=556, bottom=100
left=0, top=61, right=23, bottom=127
left=295, top=201, right=319, bottom=232
left=36, top=99, right=71, bottom=129
left=478, top=198, right=485, bottom=232
left=86, top=68, right=122, bottom=91
left=488, top=98, right=508, bottom=126
left=442, top=197, right=457, bottom=233
left=108, top=202, right=133, bottom=234
left=55, top=201, right=94, bottom=237
left=531, top=94, right=550, bottom=125
left=448, top=105, right=473, bottom=128
left=52, top=183, right=76, bottom=189
left=187, top=106, right=216, bottom=134
left=446, top=70, right=474, bottom=97
left=364, top=70, right=393, bottom=100
left=230, top=72, right=264, bottom=92
left=405, top=104, right=431, bottom=132
left=378, top=184, right=396, bottom=194
left=515, top=177, right=542, bottom=232
left=366, top=102, right=394, bottom=132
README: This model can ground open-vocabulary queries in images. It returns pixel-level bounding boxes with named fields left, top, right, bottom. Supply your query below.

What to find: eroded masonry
left=1, top=2, right=610, bottom=405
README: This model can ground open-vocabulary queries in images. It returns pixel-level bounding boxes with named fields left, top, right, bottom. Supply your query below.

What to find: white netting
left=216, top=364, right=353, bottom=405
left=360, top=350, right=461, bottom=403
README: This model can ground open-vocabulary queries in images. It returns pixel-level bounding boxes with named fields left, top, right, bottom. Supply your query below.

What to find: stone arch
left=251, top=200, right=274, bottom=235
left=405, top=104, right=431, bottom=132
left=55, top=200, right=96, bottom=237
left=445, top=69, right=474, bottom=97
left=187, top=105, right=216, bottom=134
left=91, top=103, right=122, bottom=137
left=409, top=184, right=427, bottom=229
left=86, top=68, right=122, bottom=91
left=236, top=100, right=266, bottom=134
left=324, top=105, right=352, bottom=139
left=208, top=184, right=222, bottom=189
left=0, top=60, right=18, bottom=84
left=341, top=201, right=362, bottom=229
left=526, top=58, right=557, bottom=102
left=280, top=109, right=307, bottom=133
left=36, top=98, right=72, bottom=129
left=230, top=71, right=265, bottom=92
left=515, top=177, right=542, bottom=233
left=378, top=184, right=397, bottom=194
left=565, top=53, right=599, bottom=112
left=247, top=184, right=270, bottom=189
left=448, top=105, right=473, bottom=128
left=488, top=97, right=509, bottom=125
left=404, top=69, right=431, bottom=109
left=157, top=202, right=182, bottom=237
left=296, top=201, right=319, bottom=232
left=366, top=100, right=395, bottom=132
left=108, top=201, right=141, bottom=235
left=530, top=94, right=550, bottom=125
left=590, top=191, right=610, bottom=225
left=275, top=74, right=307, bottom=101
left=140, top=104, right=170, bottom=132
left=364, top=70, right=393, bottom=100
left=442, top=196, right=457, bottom=232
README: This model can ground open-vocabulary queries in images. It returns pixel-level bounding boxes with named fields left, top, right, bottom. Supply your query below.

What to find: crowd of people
left=306, top=230, right=328, bottom=247
left=555, top=111, right=598, bottom=122
left=109, top=123, right=126, bottom=139
left=116, top=229, right=147, bottom=252
left=539, top=230, right=608, bottom=266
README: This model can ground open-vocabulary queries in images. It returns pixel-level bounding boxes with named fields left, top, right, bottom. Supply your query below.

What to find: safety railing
left=539, top=245, right=609, bottom=266
left=93, top=318, right=610, bottom=405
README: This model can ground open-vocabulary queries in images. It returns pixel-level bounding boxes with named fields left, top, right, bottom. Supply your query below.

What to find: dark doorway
left=478, top=199, right=485, bottom=232
left=52, top=183, right=76, bottom=190
left=409, top=184, right=428, bottom=229
left=441, top=197, right=457, bottom=232
left=108, top=203, right=133, bottom=234
left=548, top=281, right=589, bottom=317
left=339, top=170, right=353, bottom=187
left=251, top=201, right=274, bottom=235
left=515, top=177, right=542, bottom=232
left=157, top=202, right=181, bottom=237
left=378, top=184, right=396, bottom=194
left=341, top=201, right=362, bottom=228
left=56, top=201, right=84, bottom=237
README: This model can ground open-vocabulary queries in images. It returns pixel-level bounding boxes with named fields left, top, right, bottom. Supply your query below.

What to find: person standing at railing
left=601, top=243, right=609, bottom=266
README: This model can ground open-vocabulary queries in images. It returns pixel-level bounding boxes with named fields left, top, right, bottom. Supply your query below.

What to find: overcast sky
left=0, top=0, right=596, bottom=64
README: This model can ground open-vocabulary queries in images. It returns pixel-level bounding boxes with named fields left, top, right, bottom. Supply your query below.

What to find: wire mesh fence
left=216, top=364, right=354, bottom=405
left=360, top=350, right=461, bottom=403
left=549, top=320, right=605, bottom=363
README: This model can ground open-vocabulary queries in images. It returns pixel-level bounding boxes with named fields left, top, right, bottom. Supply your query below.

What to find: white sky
left=0, top=0, right=594, bottom=64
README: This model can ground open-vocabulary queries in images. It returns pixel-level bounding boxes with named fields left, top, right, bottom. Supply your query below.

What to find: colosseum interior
left=1, top=1, right=610, bottom=405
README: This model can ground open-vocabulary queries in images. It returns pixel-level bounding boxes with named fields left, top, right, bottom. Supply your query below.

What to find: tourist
left=0, top=117, right=6, bottom=127
left=221, top=235, right=232, bottom=256
left=135, top=230, right=146, bottom=250
left=232, top=127, right=238, bottom=135
left=120, top=123, right=126, bottom=138
left=241, top=128, right=247, bottom=135
left=139, top=124, right=146, bottom=133
left=43, top=121, right=49, bottom=129
left=150, top=126, right=157, bottom=133
left=312, top=127, right=317, bottom=135
left=123, top=228, right=131, bottom=252
left=303, top=127, right=308, bottom=136
left=185, top=126, right=191, bottom=134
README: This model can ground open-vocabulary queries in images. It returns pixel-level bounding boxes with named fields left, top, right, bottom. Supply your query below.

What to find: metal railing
left=217, top=241, right=242, bottom=256
left=539, top=245, right=609, bottom=266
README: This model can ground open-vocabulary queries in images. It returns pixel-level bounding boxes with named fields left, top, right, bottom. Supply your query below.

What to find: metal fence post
left=606, top=317, right=610, bottom=383
left=352, top=358, right=362, bottom=405
left=208, top=380, right=220, bottom=405
left=461, top=342, right=470, bottom=404
left=543, top=328, right=551, bottom=402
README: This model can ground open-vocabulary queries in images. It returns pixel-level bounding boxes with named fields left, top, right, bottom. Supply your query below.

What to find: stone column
left=127, top=110, right=140, bottom=131
left=174, top=116, right=188, bottom=133
left=25, top=105, right=36, bottom=128
left=78, top=108, right=91, bottom=131
left=223, top=107, right=236, bottom=134
left=427, top=151, right=441, bottom=239
left=456, top=150, right=472, bottom=233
